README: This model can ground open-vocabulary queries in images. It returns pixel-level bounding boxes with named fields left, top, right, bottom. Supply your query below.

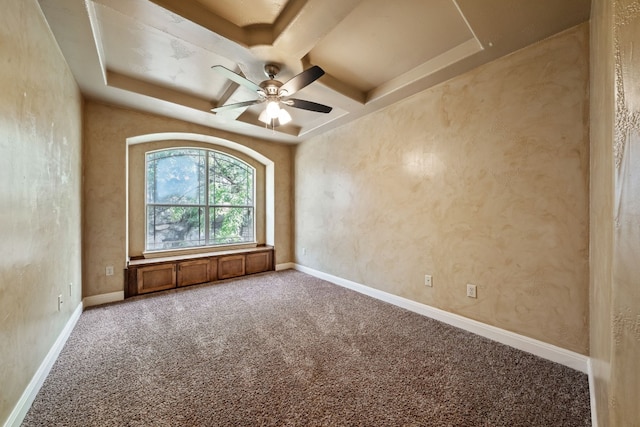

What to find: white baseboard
left=587, top=359, right=598, bottom=427
left=275, top=262, right=295, bottom=271
left=4, top=302, right=83, bottom=427
left=294, top=264, right=590, bottom=374
left=82, top=291, right=124, bottom=308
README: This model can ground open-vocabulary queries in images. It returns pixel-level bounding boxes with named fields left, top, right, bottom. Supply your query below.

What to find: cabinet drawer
left=246, top=251, right=272, bottom=274
left=218, top=255, right=245, bottom=279
left=177, top=259, right=210, bottom=287
left=137, top=264, right=176, bottom=294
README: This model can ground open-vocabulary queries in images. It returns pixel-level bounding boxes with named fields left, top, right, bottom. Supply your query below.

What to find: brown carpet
left=22, top=270, right=591, bottom=426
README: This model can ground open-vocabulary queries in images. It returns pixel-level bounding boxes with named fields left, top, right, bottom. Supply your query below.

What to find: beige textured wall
left=611, top=0, right=640, bottom=421
left=594, top=0, right=640, bottom=426
left=83, top=102, right=294, bottom=297
left=295, top=25, right=590, bottom=353
left=0, top=0, right=83, bottom=424
left=590, top=0, right=640, bottom=425
left=589, top=0, right=614, bottom=423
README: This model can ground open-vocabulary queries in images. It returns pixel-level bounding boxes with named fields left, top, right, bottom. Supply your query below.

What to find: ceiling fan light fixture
left=258, top=108, right=270, bottom=124
left=259, top=105, right=291, bottom=127
left=266, top=100, right=281, bottom=119
left=278, top=108, right=292, bottom=125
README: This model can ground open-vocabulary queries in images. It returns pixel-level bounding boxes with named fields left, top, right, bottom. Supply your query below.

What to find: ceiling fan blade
left=278, top=65, right=325, bottom=96
left=211, top=99, right=261, bottom=113
left=211, top=65, right=262, bottom=93
left=286, top=98, right=332, bottom=113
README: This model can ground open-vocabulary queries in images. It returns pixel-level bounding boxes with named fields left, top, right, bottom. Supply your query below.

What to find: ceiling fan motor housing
left=259, top=79, right=283, bottom=96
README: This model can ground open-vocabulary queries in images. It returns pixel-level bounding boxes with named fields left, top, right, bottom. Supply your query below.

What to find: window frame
left=144, top=147, right=256, bottom=252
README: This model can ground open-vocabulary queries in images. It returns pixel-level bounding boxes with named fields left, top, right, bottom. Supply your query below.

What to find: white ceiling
left=38, top=0, right=590, bottom=144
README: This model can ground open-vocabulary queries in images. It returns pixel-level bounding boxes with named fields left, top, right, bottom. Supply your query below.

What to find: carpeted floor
left=22, top=270, right=591, bottom=426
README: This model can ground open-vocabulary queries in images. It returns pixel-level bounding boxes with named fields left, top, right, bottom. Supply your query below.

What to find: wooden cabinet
left=125, top=246, right=274, bottom=297
left=136, top=263, right=176, bottom=294
left=218, top=255, right=245, bottom=280
left=177, top=259, right=210, bottom=287
left=246, top=251, right=272, bottom=274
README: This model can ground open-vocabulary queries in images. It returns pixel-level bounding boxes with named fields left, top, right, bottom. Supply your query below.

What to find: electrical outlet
left=466, top=283, right=477, bottom=298
left=424, top=274, right=432, bottom=287
left=57, top=294, right=63, bottom=311
left=69, top=282, right=73, bottom=296
left=106, top=266, right=114, bottom=276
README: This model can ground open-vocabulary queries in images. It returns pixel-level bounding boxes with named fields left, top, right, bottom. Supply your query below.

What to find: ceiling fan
left=211, top=63, right=332, bottom=127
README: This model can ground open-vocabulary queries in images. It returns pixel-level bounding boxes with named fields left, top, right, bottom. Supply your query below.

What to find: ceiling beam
left=271, top=0, right=362, bottom=59
left=107, top=70, right=214, bottom=112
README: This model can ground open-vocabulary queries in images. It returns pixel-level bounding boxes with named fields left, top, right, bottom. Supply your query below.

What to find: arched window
left=145, top=148, right=255, bottom=251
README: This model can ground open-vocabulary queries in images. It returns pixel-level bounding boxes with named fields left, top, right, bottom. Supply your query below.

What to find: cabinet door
left=246, top=251, right=272, bottom=274
left=218, top=255, right=245, bottom=279
left=177, top=259, right=210, bottom=287
left=137, top=264, right=176, bottom=294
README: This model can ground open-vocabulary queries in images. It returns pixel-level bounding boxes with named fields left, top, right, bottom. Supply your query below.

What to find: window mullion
left=204, top=151, right=210, bottom=246
left=213, top=153, right=216, bottom=243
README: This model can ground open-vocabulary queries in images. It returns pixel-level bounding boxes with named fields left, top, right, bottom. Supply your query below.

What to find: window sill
left=140, top=242, right=258, bottom=260
left=130, top=244, right=271, bottom=267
